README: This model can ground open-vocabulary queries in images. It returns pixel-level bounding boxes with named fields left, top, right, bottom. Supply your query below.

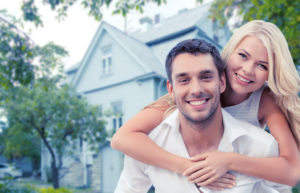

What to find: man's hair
left=165, top=39, right=225, bottom=83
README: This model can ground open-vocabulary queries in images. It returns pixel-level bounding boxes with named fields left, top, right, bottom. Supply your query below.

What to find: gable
left=75, top=29, right=148, bottom=93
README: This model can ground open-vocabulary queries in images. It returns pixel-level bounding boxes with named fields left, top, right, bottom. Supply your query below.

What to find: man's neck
left=179, top=108, right=224, bottom=157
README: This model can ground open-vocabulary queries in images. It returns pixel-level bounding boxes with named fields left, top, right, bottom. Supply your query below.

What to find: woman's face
left=226, top=35, right=269, bottom=96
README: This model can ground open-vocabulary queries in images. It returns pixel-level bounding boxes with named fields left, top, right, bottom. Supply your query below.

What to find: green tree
left=0, top=11, right=107, bottom=188
left=0, top=10, right=35, bottom=90
left=209, top=0, right=300, bottom=66
left=3, top=79, right=107, bottom=188
left=21, top=0, right=169, bottom=26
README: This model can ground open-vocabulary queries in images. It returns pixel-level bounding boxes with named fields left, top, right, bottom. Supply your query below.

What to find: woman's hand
left=183, top=151, right=234, bottom=186
left=202, top=173, right=236, bottom=190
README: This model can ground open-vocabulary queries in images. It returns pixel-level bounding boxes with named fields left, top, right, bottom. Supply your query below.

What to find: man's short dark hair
left=165, top=39, right=225, bottom=83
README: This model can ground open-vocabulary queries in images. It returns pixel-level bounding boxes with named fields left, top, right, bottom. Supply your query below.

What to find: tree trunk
left=51, top=161, right=60, bottom=189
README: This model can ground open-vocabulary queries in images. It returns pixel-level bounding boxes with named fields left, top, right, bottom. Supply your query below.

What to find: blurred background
left=0, top=0, right=299, bottom=192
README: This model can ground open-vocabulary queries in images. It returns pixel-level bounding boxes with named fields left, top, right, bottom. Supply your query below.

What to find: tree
left=0, top=10, right=35, bottom=90
left=0, top=126, right=41, bottom=170
left=3, top=79, right=107, bottom=188
left=21, top=0, right=169, bottom=26
left=1, top=32, right=107, bottom=188
left=209, top=0, right=300, bottom=66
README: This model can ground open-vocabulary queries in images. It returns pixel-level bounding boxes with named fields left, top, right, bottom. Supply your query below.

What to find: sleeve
left=114, top=155, right=152, bottom=193
left=265, top=139, right=279, bottom=157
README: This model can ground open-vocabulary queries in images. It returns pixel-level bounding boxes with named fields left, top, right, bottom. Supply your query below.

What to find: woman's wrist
left=226, top=152, right=236, bottom=171
left=172, top=156, right=191, bottom=174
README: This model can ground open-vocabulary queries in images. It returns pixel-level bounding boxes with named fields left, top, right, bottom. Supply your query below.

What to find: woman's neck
left=221, top=86, right=251, bottom=107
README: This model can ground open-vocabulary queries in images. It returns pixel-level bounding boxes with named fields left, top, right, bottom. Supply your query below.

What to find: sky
left=2, top=0, right=205, bottom=69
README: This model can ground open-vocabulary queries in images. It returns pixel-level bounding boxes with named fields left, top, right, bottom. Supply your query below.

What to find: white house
left=41, top=3, right=230, bottom=192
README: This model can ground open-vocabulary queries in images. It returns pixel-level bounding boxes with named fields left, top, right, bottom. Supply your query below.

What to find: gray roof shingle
left=131, top=3, right=210, bottom=44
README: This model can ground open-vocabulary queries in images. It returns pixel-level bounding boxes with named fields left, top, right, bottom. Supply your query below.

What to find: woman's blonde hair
left=144, top=94, right=176, bottom=120
left=222, top=20, right=300, bottom=149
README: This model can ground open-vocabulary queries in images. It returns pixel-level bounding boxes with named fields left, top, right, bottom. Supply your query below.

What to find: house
left=41, top=2, right=230, bottom=192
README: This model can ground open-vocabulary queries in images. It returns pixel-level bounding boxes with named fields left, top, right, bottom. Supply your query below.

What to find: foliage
left=0, top=179, right=38, bottom=193
left=0, top=179, right=74, bottom=193
left=209, top=0, right=300, bottom=66
left=0, top=10, right=35, bottom=90
left=1, top=126, right=41, bottom=166
left=0, top=9, right=107, bottom=189
left=20, top=0, right=170, bottom=26
left=2, top=78, right=107, bottom=188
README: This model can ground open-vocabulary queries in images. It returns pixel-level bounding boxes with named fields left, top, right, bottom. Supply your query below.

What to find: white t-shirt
left=115, top=109, right=290, bottom=193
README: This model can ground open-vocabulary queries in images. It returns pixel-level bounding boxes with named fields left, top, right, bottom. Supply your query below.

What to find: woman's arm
left=110, top=102, right=192, bottom=174
left=184, top=90, right=300, bottom=186
left=230, top=90, right=300, bottom=185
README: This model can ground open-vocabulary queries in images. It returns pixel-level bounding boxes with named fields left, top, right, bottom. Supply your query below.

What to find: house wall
left=84, top=77, right=156, bottom=128
left=75, top=31, right=146, bottom=94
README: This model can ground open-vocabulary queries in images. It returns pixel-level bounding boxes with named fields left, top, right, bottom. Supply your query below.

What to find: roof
left=70, top=21, right=165, bottom=87
left=131, top=3, right=211, bottom=44
left=103, top=22, right=165, bottom=77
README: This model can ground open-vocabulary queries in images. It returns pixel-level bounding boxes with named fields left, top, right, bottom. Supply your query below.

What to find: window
left=111, top=101, right=123, bottom=130
left=98, top=105, right=103, bottom=116
left=101, top=54, right=112, bottom=75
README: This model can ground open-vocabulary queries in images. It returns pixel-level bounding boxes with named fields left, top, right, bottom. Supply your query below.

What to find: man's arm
left=114, top=155, right=152, bottom=193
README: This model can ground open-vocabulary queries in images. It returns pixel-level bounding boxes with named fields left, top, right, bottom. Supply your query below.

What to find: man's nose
left=190, top=79, right=204, bottom=95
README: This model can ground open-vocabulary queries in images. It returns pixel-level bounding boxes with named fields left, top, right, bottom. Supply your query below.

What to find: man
left=114, top=39, right=289, bottom=193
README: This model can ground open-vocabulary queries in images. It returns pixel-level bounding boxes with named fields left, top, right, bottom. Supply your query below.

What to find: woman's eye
left=238, top=53, right=247, bottom=59
left=258, top=64, right=268, bottom=71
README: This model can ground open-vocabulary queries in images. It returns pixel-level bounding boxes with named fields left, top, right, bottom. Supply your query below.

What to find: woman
left=111, top=20, right=300, bottom=189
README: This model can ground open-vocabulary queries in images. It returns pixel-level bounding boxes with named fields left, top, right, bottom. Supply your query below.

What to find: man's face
left=167, top=53, right=226, bottom=124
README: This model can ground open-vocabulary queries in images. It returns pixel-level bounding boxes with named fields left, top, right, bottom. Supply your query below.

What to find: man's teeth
left=237, top=74, right=251, bottom=83
left=190, top=100, right=206, bottom=105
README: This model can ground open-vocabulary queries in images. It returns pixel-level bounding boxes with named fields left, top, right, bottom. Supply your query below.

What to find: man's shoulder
left=222, top=109, right=278, bottom=157
left=149, top=110, right=179, bottom=140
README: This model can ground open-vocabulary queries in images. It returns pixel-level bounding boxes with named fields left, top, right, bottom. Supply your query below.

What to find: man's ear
left=166, top=80, right=174, bottom=99
left=220, top=72, right=226, bottom=94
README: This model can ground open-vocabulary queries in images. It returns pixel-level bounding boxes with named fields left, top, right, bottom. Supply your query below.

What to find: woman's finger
left=183, top=162, right=206, bottom=176
left=187, top=167, right=210, bottom=181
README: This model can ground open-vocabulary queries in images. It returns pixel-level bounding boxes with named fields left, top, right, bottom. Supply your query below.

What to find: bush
left=0, top=179, right=73, bottom=193
left=37, top=187, right=72, bottom=193
left=0, top=180, right=38, bottom=193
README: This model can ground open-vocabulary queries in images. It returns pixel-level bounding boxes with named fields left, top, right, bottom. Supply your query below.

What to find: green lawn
left=13, top=179, right=96, bottom=193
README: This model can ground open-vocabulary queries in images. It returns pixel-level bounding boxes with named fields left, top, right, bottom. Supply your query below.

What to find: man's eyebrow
left=174, top=73, right=188, bottom=79
left=199, top=70, right=215, bottom=75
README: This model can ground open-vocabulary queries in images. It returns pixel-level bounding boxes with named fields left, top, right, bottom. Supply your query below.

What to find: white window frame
left=101, top=54, right=112, bottom=76
left=111, top=101, right=123, bottom=131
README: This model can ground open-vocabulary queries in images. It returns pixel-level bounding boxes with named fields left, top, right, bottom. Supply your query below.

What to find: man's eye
left=202, top=76, right=211, bottom=79
left=179, top=79, right=187, bottom=82
left=200, top=75, right=212, bottom=80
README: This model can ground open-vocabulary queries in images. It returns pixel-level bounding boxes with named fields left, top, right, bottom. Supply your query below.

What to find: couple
left=113, top=20, right=300, bottom=193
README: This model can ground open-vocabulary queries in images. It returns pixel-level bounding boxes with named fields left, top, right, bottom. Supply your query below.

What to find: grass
left=14, top=178, right=96, bottom=193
